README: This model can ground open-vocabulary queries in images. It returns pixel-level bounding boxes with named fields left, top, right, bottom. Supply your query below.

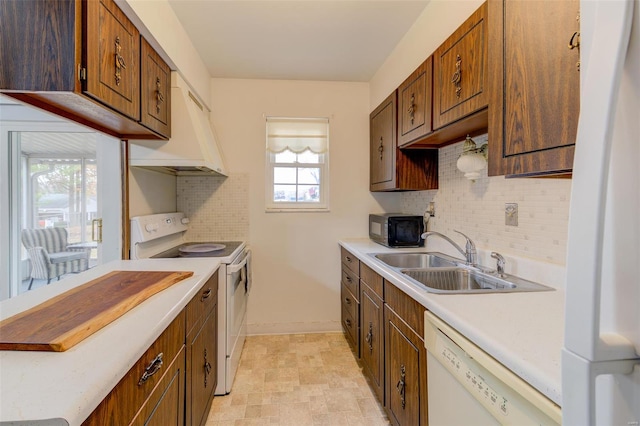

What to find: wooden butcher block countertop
left=0, top=270, right=193, bottom=351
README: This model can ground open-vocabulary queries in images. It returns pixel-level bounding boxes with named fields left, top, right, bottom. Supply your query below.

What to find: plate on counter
left=179, top=243, right=226, bottom=253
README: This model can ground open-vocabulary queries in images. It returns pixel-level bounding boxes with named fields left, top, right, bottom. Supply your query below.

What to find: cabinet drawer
left=131, top=346, right=185, bottom=426
left=341, top=247, right=360, bottom=276
left=384, top=281, right=425, bottom=337
left=341, top=282, right=358, bottom=321
left=341, top=303, right=358, bottom=351
left=83, top=312, right=185, bottom=425
left=341, top=267, right=359, bottom=301
left=186, top=271, right=218, bottom=337
left=360, top=263, right=383, bottom=299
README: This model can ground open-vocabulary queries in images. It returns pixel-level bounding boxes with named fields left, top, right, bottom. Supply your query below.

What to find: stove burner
left=179, top=243, right=226, bottom=253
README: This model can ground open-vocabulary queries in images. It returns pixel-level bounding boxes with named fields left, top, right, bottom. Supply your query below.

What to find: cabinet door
left=360, top=283, right=384, bottom=403
left=370, top=92, right=396, bottom=190
left=433, top=2, right=488, bottom=130
left=85, top=0, right=140, bottom=120
left=187, top=307, right=218, bottom=426
left=398, top=57, right=433, bottom=146
left=488, top=0, right=580, bottom=177
left=131, top=346, right=186, bottom=426
left=140, top=37, right=171, bottom=138
left=385, top=306, right=428, bottom=426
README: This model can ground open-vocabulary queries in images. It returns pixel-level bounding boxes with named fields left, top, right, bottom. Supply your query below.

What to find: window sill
left=265, top=207, right=330, bottom=213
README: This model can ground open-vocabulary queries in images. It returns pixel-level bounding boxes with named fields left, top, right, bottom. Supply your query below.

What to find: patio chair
left=21, top=228, right=91, bottom=290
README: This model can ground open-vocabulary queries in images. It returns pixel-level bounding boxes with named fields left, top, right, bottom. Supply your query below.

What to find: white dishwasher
left=424, top=312, right=561, bottom=425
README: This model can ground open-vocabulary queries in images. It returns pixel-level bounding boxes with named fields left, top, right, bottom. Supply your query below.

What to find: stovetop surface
left=151, top=241, right=243, bottom=259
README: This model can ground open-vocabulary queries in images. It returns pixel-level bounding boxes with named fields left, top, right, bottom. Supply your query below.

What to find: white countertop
left=0, top=258, right=220, bottom=425
left=340, top=239, right=565, bottom=406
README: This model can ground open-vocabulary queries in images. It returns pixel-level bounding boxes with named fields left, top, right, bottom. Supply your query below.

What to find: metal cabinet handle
left=407, top=93, right=416, bottom=124
left=344, top=297, right=351, bottom=305
left=365, top=321, right=373, bottom=352
left=345, top=318, right=352, bottom=328
left=138, top=353, right=163, bottom=385
left=345, top=276, right=352, bottom=283
left=451, top=54, right=462, bottom=98
left=345, top=256, right=352, bottom=262
left=200, top=288, right=212, bottom=301
left=114, top=36, right=127, bottom=86
left=378, top=137, right=384, bottom=160
left=396, top=364, right=406, bottom=409
left=155, top=77, right=165, bottom=113
left=204, top=348, right=212, bottom=388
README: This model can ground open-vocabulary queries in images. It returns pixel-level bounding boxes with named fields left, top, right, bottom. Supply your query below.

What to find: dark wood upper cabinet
left=85, top=0, right=140, bottom=121
left=0, top=0, right=171, bottom=140
left=396, top=3, right=488, bottom=150
left=433, top=2, right=488, bottom=130
left=488, top=0, right=580, bottom=177
left=370, top=92, right=438, bottom=192
left=398, top=57, right=433, bottom=147
left=140, top=37, right=171, bottom=137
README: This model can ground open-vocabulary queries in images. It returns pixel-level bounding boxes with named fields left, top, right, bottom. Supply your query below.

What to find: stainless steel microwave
left=369, top=214, right=424, bottom=248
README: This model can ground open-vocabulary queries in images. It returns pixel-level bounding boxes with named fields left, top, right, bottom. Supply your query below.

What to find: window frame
left=265, top=117, right=330, bottom=212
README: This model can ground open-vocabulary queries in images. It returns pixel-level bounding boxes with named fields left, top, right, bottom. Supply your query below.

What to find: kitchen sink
left=373, top=252, right=459, bottom=269
left=401, top=267, right=553, bottom=294
left=369, top=251, right=553, bottom=294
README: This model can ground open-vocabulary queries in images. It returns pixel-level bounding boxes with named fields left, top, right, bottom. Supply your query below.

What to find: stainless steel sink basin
left=401, top=267, right=553, bottom=294
left=373, top=252, right=459, bottom=269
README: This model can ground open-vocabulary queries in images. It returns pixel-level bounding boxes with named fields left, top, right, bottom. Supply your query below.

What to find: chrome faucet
left=421, top=230, right=478, bottom=266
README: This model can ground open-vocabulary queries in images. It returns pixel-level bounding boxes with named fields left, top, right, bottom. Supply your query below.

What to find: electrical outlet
left=505, top=203, right=518, bottom=226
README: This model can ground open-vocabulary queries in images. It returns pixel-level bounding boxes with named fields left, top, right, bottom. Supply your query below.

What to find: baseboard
left=247, top=320, right=342, bottom=336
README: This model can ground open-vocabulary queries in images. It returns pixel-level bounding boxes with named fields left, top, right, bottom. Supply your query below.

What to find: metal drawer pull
left=345, top=297, right=351, bottom=305
left=345, top=276, right=352, bottom=283
left=345, top=319, right=352, bottom=327
left=345, top=256, right=352, bottom=262
left=138, top=353, right=164, bottom=385
left=200, top=288, right=212, bottom=301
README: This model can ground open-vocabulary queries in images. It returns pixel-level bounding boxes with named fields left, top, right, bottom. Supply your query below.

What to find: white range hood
left=129, top=72, right=228, bottom=176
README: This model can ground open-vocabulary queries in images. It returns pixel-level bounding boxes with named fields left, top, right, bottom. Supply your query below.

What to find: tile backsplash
left=402, top=135, right=572, bottom=265
left=177, top=173, right=250, bottom=241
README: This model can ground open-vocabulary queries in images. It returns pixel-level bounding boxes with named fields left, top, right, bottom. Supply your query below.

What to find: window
left=265, top=117, right=329, bottom=211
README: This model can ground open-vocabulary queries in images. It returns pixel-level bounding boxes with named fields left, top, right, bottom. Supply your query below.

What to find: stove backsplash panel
left=177, top=173, right=250, bottom=242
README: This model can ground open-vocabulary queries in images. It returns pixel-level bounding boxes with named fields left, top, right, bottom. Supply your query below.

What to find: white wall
left=204, top=79, right=399, bottom=334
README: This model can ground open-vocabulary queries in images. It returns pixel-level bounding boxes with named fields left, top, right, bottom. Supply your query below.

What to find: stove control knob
left=145, top=223, right=158, bottom=233
left=181, top=218, right=190, bottom=224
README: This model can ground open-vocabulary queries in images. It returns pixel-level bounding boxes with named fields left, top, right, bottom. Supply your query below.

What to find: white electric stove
left=130, top=212, right=251, bottom=395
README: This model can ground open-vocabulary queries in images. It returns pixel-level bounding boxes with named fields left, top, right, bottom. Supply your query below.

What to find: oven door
left=225, top=249, right=251, bottom=393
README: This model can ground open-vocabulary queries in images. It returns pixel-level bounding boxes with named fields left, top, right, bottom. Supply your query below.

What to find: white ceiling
left=167, top=0, right=430, bottom=82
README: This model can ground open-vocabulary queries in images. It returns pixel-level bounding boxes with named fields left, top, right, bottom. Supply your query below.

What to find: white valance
left=266, top=117, right=329, bottom=154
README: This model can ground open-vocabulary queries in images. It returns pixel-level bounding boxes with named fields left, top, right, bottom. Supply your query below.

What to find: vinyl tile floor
left=205, top=333, right=392, bottom=425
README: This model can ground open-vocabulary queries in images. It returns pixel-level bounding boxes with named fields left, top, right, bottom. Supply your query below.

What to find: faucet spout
left=421, top=230, right=478, bottom=266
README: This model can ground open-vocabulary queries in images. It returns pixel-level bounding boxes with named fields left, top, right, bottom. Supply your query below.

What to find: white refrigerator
left=562, top=0, right=640, bottom=425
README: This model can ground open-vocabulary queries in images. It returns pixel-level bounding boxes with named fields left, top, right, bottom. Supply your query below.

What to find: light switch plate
left=505, top=203, right=518, bottom=226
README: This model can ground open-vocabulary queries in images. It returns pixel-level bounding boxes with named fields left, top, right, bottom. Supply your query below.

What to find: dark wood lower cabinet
left=360, top=282, right=384, bottom=403
left=385, top=305, right=428, bottom=426
left=186, top=306, right=218, bottom=426
left=84, top=272, right=219, bottom=426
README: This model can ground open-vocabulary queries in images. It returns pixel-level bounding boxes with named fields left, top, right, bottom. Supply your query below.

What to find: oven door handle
left=227, top=251, right=249, bottom=274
